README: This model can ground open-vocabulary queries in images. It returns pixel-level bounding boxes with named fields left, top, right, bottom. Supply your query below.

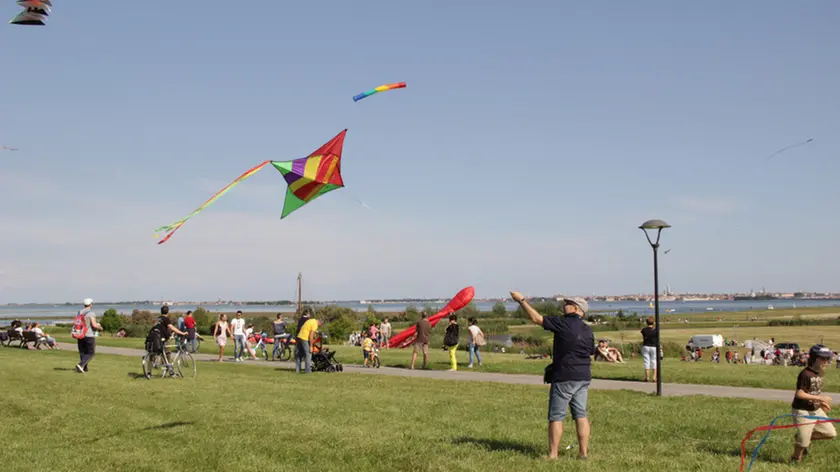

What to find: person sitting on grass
left=362, top=332, right=374, bottom=368
left=790, top=344, right=836, bottom=464
left=595, top=340, right=624, bottom=363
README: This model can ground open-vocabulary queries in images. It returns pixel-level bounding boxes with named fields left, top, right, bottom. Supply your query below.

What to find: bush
left=131, top=309, right=155, bottom=325
left=513, top=300, right=559, bottom=319
left=324, top=313, right=355, bottom=342
left=193, top=307, right=214, bottom=334
left=492, top=302, right=507, bottom=316
left=100, top=309, right=127, bottom=333
left=405, top=304, right=419, bottom=318
left=123, top=323, right=152, bottom=338
left=458, top=302, right=480, bottom=319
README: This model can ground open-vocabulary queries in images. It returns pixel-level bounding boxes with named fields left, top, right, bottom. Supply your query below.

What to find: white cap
left=83, top=298, right=93, bottom=306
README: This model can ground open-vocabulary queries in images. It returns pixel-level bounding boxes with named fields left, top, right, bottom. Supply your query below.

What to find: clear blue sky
left=1, top=1, right=839, bottom=303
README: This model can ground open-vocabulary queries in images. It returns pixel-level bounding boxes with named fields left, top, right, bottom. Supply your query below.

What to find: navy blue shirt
left=542, top=314, right=596, bottom=382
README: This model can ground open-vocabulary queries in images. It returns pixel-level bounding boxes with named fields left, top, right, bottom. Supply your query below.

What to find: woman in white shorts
left=640, top=316, right=658, bottom=382
left=213, top=314, right=232, bottom=362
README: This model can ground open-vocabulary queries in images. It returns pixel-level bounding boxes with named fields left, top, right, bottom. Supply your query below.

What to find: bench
left=20, top=331, right=48, bottom=350
left=5, top=330, right=24, bottom=347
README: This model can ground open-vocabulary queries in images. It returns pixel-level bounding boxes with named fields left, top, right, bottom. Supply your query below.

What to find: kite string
left=740, top=414, right=838, bottom=472
left=155, top=160, right=271, bottom=244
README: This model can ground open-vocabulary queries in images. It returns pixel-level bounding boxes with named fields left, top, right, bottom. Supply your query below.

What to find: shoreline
left=2, top=305, right=838, bottom=327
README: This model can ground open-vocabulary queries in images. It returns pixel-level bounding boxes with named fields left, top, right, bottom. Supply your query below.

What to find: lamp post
left=639, top=219, right=670, bottom=396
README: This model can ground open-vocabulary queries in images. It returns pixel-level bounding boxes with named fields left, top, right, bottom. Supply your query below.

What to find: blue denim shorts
left=548, top=380, right=591, bottom=422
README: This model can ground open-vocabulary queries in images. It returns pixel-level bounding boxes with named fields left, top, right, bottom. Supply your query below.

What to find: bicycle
left=141, top=337, right=196, bottom=379
left=271, top=335, right=293, bottom=361
left=371, top=345, right=381, bottom=368
left=175, top=333, right=203, bottom=353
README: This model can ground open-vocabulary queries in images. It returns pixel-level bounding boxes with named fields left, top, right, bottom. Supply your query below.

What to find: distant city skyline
left=4, top=288, right=840, bottom=307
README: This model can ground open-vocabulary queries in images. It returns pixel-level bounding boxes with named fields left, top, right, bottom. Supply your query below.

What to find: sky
left=1, top=1, right=839, bottom=303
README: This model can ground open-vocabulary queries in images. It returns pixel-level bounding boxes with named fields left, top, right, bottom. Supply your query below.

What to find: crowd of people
left=6, top=295, right=834, bottom=464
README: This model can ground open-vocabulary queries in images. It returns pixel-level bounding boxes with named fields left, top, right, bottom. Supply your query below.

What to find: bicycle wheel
left=373, top=355, right=380, bottom=368
left=141, top=352, right=155, bottom=379
left=176, top=351, right=196, bottom=378
left=280, top=344, right=292, bottom=361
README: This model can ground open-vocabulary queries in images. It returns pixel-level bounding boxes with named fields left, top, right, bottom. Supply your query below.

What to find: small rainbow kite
left=154, top=129, right=347, bottom=244
left=352, top=82, right=406, bottom=102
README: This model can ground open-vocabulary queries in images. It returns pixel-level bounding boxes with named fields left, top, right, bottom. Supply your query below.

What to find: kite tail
left=740, top=414, right=838, bottom=472
left=155, top=160, right=272, bottom=244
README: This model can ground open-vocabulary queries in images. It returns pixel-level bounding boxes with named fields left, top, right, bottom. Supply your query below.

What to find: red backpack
left=71, top=309, right=90, bottom=340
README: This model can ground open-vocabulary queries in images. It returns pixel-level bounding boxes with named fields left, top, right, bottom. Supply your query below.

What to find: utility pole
left=297, top=272, right=302, bottom=315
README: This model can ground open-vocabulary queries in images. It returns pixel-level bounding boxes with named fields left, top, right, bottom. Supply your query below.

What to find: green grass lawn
left=45, top=333, right=840, bottom=391
left=1, top=348, right=837, bottom=472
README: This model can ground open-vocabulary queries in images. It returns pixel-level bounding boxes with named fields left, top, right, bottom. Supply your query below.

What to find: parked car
left=686, top=334, right=723, bottom=351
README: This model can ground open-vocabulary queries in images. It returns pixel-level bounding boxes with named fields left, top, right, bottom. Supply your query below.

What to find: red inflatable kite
left=388, top=286, right=475, bottom=349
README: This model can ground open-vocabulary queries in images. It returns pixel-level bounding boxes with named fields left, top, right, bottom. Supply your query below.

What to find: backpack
left=154, top=315, right=171, bottom=340
left=474, top=329, right=487, bottom=347
left=145, top=328, right=163, bottom=353
left=71, top=309, right=90, bottom=340
left=443, top=324, right=459, bottom=347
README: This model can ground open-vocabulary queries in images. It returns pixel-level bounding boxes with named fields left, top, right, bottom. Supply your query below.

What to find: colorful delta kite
left=154, top=129, right=347, bottom=244
left=352, top=82, right=406, bottom=102
left=9, top=0, right=52, bottom=25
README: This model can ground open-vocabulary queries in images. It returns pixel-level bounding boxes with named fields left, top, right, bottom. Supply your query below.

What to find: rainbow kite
left=154, top=129, right=347, bottom=244
left=352, top=82, right=406, bottom=102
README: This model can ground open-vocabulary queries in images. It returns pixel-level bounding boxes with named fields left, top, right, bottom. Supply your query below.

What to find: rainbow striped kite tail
left=154, top=160, right=272, bottom=244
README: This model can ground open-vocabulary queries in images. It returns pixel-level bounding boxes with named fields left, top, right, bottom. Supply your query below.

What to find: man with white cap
left=72, top=298, right=103, bottom=373
left=509, top=291, right=595, bottom=461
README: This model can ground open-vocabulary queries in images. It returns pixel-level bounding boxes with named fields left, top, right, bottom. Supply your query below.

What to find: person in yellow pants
left=443, top=314, right=460, bottom=371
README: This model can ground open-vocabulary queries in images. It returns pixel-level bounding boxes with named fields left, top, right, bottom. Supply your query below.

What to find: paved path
left=56, top=342, right=840, bottom=403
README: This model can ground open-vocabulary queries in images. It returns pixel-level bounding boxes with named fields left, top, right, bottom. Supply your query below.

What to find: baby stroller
left=310, top=333, right=343, bottom=372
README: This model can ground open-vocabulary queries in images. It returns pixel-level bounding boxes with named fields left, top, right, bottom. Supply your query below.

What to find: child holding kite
left=790, top=344, right=836, bottom=463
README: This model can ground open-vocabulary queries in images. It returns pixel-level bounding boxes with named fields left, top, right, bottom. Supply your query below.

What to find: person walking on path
left=230, top=311, right=246, bottom=362
left=790, top=344, right=836, bottom=463
left=74, top=298, right=103, bottom=373
left=443, top=314, right=460, bottom=371
left=641, top=317, right=658, bottom=382
left=213, top=314, right=232, bottom=362
left=379, top=318, right=392, bottom=349
left=467, top=317, right=485, bottom=368
left=295, top=316, right=322, bottom=374
left=410, top=312, right=432, bottom=370
left=511, top=291, right=595, bottom=460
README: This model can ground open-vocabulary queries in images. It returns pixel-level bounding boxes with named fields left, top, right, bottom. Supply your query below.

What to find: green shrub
left=192, top=307, right=214, bottom=334
left=130, top=309, right=155, bottom=325
left=100, top=309, right=128, bottom=333
left=123, top=323, right=152, bottom=338
left=492, top=302, right=507, bottom=316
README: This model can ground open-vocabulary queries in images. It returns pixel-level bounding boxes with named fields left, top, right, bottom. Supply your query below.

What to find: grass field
left=43, top=333, right=840, bottom=391
left=1, top=348, right=838, bottom=472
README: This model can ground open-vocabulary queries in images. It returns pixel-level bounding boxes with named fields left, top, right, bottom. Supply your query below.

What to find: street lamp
left=639, top=219, right=670, bottom=396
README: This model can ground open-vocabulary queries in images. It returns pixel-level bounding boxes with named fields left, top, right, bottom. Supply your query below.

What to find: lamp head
left=639, top=219, right=670, bottom=247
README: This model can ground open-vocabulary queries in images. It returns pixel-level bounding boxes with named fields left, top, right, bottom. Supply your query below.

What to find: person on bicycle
left=362, top=332, right=375, bottom=368
left=154, top=305, right=188, bottom=354
left=273, top=313, right=291, bottom=359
